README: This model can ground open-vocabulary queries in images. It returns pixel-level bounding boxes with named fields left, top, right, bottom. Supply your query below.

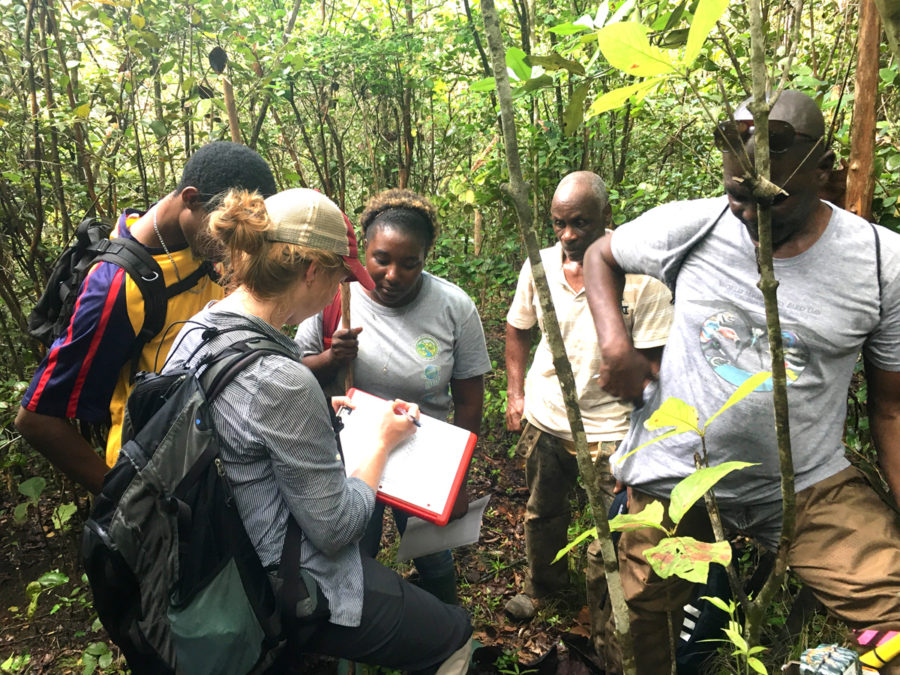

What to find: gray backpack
left=82, top=327, right=326, bottom=674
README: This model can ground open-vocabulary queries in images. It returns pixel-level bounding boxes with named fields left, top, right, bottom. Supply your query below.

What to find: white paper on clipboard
left=337, top=389, right=475, bottom=524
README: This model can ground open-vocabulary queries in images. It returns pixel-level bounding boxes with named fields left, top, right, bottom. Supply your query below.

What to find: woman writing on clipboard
left=296, top=189, right=491, bottom=604
left=164, top=188, right=471, bottom=671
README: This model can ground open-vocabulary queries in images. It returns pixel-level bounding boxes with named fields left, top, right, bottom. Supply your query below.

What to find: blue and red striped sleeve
left=21, top=260, right=137, bottom=423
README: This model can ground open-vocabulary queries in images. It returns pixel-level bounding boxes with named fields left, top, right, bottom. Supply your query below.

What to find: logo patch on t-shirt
left=699, top=306, right=809, bottom=391
left=415, top=335, right=439, bottom=360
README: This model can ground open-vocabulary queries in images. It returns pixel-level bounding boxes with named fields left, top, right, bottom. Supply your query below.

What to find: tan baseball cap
left=264, top=188, right=374, bottom=290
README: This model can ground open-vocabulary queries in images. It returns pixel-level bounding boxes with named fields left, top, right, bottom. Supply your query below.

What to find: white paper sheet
left=396, top=495, right=491, bottom=561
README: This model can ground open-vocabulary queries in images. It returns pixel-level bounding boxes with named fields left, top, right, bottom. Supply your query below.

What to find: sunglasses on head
left=714, top=119, right=822, bottom=154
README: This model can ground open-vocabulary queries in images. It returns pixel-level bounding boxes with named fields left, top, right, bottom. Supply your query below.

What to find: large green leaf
left=506, top=47, right=531, bottom=81
left=528, top=54, right=585, bottom=76
left=552, top=526, right=597, bottom=563
left=644, top=536, right=731, bottom=583
left=596, top=22, right=676, bottom=77
left=586, top=76, right=665, bottom=118
left=703, top=371, right=771, bottom=431
left=608, top=499, right=667, bottom=532
left=470, top=77, right=496, bottom=92
left=563, top=82, right=591, bottom=136
left=668, top=461, right=756, bottom=525
left=682, top=0, right=729, bottom=67
left=645, top=396, right=699, bottom=434
left=18, top=476, right=46, bottom=502
left=517, top=74, right=554, bottom=94
left=548, top=22, right=591, bottom=36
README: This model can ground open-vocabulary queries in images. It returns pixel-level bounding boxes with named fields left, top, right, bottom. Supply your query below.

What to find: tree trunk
left=479, top=0, right=636, bottom=671
left=846, top=0, right=880, bottom=221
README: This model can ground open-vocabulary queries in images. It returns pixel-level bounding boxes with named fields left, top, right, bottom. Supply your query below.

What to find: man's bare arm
left=864, top=361, right=900, bottom=507
left=15, top=407, right=107, bottom=494
left=505, top=323, right=531, bottom=431
left=584, top=234, right=655, bottom=401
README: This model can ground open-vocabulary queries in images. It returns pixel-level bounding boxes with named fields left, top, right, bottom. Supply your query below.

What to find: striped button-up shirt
left=164, top=307, right=375, bottom=627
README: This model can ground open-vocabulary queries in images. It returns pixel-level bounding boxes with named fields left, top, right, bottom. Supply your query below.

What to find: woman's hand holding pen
left=378, top=399, right=420, bottom=452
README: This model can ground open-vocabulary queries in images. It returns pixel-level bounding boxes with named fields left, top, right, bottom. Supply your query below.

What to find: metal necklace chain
left=152, top=207, right=184, bottom=283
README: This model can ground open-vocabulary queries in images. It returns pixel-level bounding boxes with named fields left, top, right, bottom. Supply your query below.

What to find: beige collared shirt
left=507, top=242, right=673, bottom=442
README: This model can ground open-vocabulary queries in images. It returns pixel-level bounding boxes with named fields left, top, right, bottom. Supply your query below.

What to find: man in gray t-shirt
left=584, top=90, right=900, bottom=674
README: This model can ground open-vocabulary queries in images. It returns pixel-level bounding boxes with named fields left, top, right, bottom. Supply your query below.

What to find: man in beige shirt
left=504, top=171, right=673, bottom=651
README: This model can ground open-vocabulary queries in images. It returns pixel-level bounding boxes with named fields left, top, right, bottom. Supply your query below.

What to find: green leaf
left=517, top=74, right=554, bottom=94
left=552, top=526, right=597, bottom=563
left=724, top=626, right=748, bottom=652
left=26, top=581, right=41, bottom=619
left=51, top=502, right=78, bottom=530
left=38, top=571, right=68, bottom=588
left=668, top=461, right=756, bottom=525
left=548, top=22, right=590, bottom=36
left=18, top=476, right=46, bottom=501
left=747, top=656, right=768, bottom=674
left=84, top=642, right=110, bottom=657
left=563, top=82, right=591, bottom=136
left=700, top=595, right=732, bottom=614
left=586, top=76, right=666, bottom=118
left=682, top=0, right=729, bottom=67
left=528, top=54, right=585, bottom=76
left=703, top=371, right=771, bottom=431
left=608, top=499, right=666, bottom=532
left=659, top=28, right=689, bottom=47
left=644, top=536, right=731, bottom=584
left=880, top=67, right=898, bottom=84
left=596, top=22, right=676, bottom=76
left=645, top=396, right=699, bottom=434
left=73, top=103, right=91, bottom=118
left=13, top=502, right=28, bottom=524
left=470, top=77, right=496, bottom=92
left=148, top=119, right=167, bottom=139
left=130, top=14, right=146, bottom=29
left=663, top=0, right=687, bottom=31
left=506, top=47, right=531, bottom=81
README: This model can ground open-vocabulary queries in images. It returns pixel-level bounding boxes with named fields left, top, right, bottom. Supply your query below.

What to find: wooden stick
left=341, top=281, right=353, bottom=391
left=222, top=75, right=242, bottom=144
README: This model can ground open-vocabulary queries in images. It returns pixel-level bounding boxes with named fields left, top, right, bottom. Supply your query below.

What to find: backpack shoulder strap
left=90, top=234, right=217, bottom=380
left=195, top=329, right=297, bottom=401
left=189, top=328, right=310, bottom=607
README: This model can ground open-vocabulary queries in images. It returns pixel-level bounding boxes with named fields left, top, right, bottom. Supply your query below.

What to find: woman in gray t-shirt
left=297, top=189, right=491, bottom=604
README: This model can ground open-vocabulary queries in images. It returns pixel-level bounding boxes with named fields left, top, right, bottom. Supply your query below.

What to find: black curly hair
left=176, top=141, right=277, bottom=210
left=359, top=188, right=438, bottom=252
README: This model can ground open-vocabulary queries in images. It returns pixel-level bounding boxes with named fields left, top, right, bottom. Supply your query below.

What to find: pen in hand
left=405, top=412, right=421, bottom=428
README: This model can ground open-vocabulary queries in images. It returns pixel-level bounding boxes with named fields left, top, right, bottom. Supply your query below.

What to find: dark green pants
left=523, top=427, right=618, bottom=649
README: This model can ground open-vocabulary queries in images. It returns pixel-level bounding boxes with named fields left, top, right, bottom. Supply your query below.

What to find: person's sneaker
left=504, top=593, right=537, bottom=621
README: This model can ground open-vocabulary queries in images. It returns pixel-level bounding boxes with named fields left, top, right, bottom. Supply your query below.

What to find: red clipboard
left=338, top=388, right=476, bottom=526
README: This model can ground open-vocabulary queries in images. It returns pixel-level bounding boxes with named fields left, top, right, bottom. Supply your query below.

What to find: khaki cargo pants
left=521, top=425, right=618, bottom=646
left=604, top=466, right=900, bottom=674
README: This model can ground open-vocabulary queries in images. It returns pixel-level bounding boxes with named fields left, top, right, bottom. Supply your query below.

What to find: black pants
left=301, top=556, right=471, bottom=674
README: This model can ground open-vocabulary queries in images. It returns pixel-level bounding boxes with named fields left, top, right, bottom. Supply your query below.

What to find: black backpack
left=82, top=327, right=327, bottom=675
left=27, top=216, right=215, bottom=375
